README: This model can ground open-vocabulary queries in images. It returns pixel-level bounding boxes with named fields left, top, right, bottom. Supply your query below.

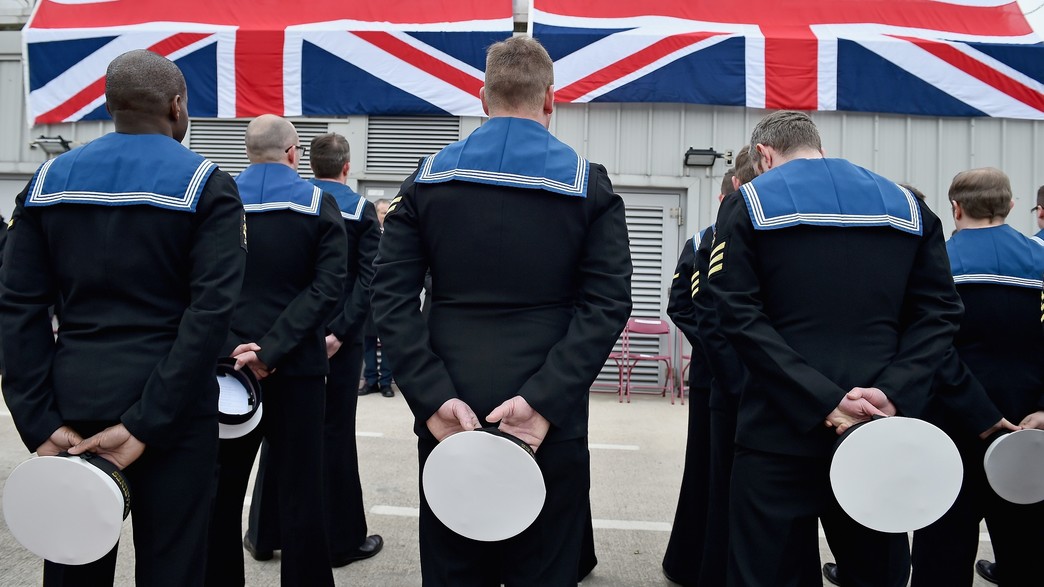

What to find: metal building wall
left=550, top=102, right=1044, bottom=248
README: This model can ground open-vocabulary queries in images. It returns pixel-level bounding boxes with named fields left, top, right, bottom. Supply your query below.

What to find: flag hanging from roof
left=23, top=0, right=513, bottom=125
left=533, top=0, right=1044, bottom=119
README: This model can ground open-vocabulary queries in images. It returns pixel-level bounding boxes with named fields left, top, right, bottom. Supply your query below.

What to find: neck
left=112, top=113, right=173, bottom=137
left=488, top=110, right=550, bottom=129
left=775, top=147, right=824, bottom=167
left=315, top=174, right=347, bottom=184
left=956, top=217, right=1005, bottom=230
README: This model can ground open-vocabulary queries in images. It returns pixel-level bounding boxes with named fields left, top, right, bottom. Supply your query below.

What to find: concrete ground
left=0, top=387, right=996, bottom=586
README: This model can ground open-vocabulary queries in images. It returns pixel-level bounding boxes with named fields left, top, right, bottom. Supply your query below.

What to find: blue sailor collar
left=1036, top=227, right=1044, bottom=240
left=26, top=133, right=215, bottom=212
left=309, top=179, right=365, bottom=221
left=236, top=164, right=323, bottom=216
left=739, top=158, right=922, bottom=236
left=947, top=224, right=1044, bottom=289
left=415, top=117, right=590, bottom=198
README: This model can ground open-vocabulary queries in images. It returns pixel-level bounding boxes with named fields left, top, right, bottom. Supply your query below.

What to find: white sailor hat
left=422, top=428, right=546, bottom=542
left=3, top=451, right=130, bottom=565
left=830, top=416, right=963, bottom=533
left=217, top=357, right=263, bottom=440
left=984, top=428, right=1044, bottom=505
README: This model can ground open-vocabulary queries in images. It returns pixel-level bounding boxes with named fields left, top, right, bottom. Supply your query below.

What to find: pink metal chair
left=590, top=345, right=627, bottom=401
left=619, top=317, right=677, bottom=403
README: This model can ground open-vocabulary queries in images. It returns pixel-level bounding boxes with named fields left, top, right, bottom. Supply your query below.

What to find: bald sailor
left=205, top=115, right=346, bottom=587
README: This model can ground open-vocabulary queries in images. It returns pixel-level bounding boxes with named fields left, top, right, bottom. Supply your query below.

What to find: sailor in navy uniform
left=370, top=36, right=632, bottom=586
left=204, top=115, right=346, bottom=587
left=911, top=168, right=1043, bottom=587
left=691, top=151, right=756, bottom=587
left=1032, top=184, right=1044, bottom=239
left=242, top=131, right=386, bottom=564
left=0, top=50, right=245, bottom=587
left=243, top=132, right=384, bottom=566
left=662, top=223, right=715, bottom=586
left=708, top=111, right=963, bottom=587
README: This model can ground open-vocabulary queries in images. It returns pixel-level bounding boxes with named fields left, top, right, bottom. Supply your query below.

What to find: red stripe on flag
left=352, top=31, right=484, bottom=97
left=762, top=27, right=818, bottom=110
left=36, top=32, right=211, bottom=124
left=894, top=35, right=1044, bottom=113
left=555, top=33, right=721, bottom=103
left=235, top=30, right=284, bottom=117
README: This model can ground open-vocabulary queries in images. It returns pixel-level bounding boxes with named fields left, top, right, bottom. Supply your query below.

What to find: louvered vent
left=365, top=116, right=461, bottom=175
left=594, top=202, right=671, bottom=390
left=188, top=119, right=330, bottom=177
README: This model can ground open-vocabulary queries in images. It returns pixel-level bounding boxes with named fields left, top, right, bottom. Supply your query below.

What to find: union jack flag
left=24, top=0, right=513, bottom=124
left=533, top=0, right=1044, bottom=119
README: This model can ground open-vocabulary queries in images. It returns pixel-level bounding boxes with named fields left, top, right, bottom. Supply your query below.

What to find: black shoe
left=975, top=559, right=999, bottom=585
left=380, top=385, right=394, bottom=398
left=358, top=383, right=379, bottom=396
left=243, top=536, right=273, bottom=562
left=332, top=534, right=383, bottom=568
left=823, top=562, right=840, bottom=586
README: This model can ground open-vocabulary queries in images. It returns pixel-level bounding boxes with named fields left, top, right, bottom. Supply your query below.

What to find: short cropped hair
left=948, top=167, right=1012, bottom=220
left=310, top=133, right=350, bottom=179
left=748, top=111, right=822, bottom=171
left=732, top=145, right=756, bottom=185
left=900, top=183, right=927, bottom=202
left=105, top=50, right=186, bottom=117
left=484, top=36, right=554, bottom=113
left=720, top=169, right=736, bottom=196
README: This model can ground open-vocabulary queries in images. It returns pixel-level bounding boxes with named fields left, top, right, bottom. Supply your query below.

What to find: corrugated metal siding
left=550, top=103, right=1044, bottom=238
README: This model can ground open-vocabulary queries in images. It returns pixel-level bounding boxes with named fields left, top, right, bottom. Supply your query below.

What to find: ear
left=717, top=193, right=725, bottom=203
left=169, top=94, right=183, bottom=122
left=543, top=85, right=554, bottom=115
left=951, top=200, right=962, bottom=220
left=342, top=161, right=350, bottom=177
left=479, top=86, right=490, bottom=116
left=756, top=144, right=771, bottom=171
left=1009, top=199, right=1015, bottom=213
left=731, top=176, right=741, bottom=191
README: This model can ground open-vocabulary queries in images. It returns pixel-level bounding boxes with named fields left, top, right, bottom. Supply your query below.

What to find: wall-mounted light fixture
left=683, top=147, right=723, bottom=167
left=31, top=135, right=72, bottom=156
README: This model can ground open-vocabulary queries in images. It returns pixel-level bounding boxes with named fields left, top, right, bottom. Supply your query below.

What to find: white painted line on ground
left=592, top=519, right=671, bottom=532
left=589, top=443, right=639, bottom=451
left=372, top=505, right=420, bottom=517
left=356, top=431, right=384, bottom=437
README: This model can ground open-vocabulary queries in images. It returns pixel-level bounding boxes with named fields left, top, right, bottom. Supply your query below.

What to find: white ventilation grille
left=188, top=119, right=330, bottom=177
left=365, top=116, right=461, bottom=176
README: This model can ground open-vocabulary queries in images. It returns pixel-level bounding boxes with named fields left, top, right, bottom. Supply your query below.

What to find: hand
left=1020, top=410, right=1044, bottom=430
left=486, top=396, right=551, bottom=453
left=426, top=398, right=480, bottom=441
left=979, top=417, right=1021, bottom=440
left=35, top=425, right=83, bottom=457
left=824, top=388, right=891, bottom=436
left=848, top=387, right=897, bottom=416
left=67, top=423, right=145, bottom=470
left=232, top=342, right=272, bottom=380
left=325, top=334, right=342, bottom=359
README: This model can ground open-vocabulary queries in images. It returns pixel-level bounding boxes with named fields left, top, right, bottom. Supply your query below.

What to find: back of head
left=949, top=167, right=1012, bottom=221
left=483, top=36, right=554, bottom=115
left=748, top=110, right=822, bottom=170
left=105, top=50, right=186, bottom=119
left=310, top=133, right=350, bottom=178
left=245, top=115, right=298, bottom=163
left=1037, top=184, right=1044, bottom=209
left=732, top=145, right=756, bottom=185
left=720, top=169, right=736, bottom=197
